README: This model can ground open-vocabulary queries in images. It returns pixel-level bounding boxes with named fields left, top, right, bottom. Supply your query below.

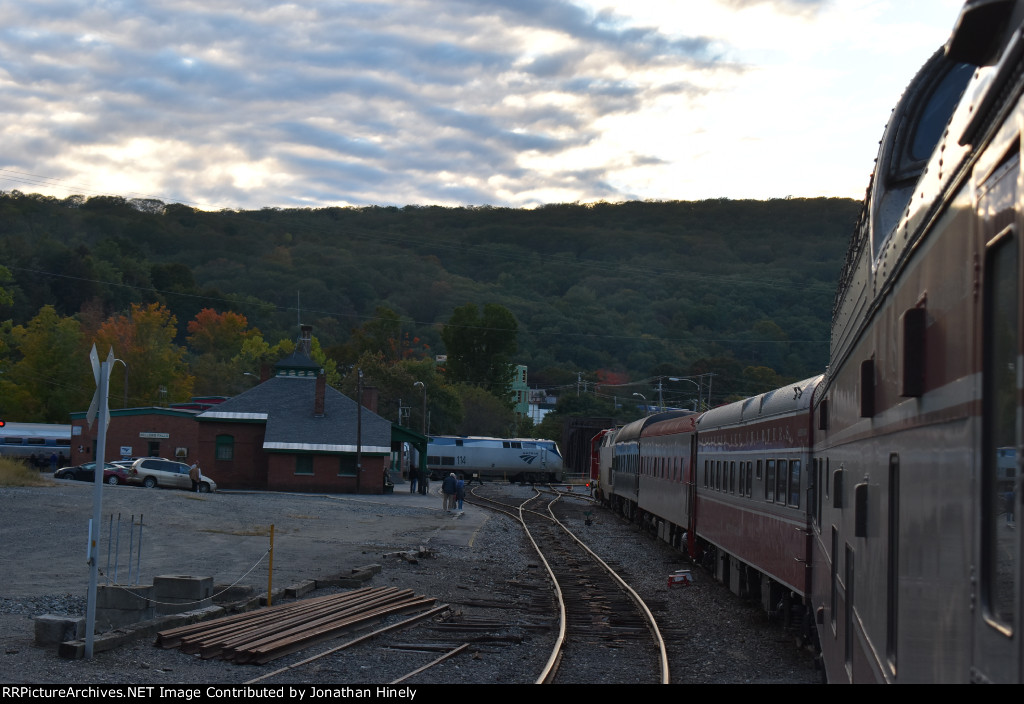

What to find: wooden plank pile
left=156, top=587, right=436, bottom=665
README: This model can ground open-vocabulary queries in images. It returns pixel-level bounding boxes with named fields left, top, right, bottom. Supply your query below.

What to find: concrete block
left=284, top=580, right=316, bottom=599
left=95, top=606, right=156, bottom=631
left=315, top=577, right=349, bottom=589
left=212, top=583, right=254, bottom=604
left=352, top=564, right=382, bottom=576
left=95, top=585, right=155, bottom=631
left=153, top=575, right=213, bottom=600
left=96, top=584, right=153, bottom=610
left=34, top=614, right=85, bottom=645
left=259, top=588, right=286, bottom=606
left=153, top=575, right=213, bottom=615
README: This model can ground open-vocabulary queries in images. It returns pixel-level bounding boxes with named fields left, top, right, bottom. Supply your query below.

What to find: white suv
left=130, top=458, right=217, bottom=493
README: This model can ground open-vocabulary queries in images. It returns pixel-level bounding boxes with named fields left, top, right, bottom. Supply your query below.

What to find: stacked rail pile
left=156, top=587, right=436, bottom=665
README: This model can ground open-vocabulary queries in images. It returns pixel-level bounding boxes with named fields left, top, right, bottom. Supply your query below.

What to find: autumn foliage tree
left=187, top=309, right=256, bottom=359
left=186, top=308, right=258, bottom=395
left=93, top=303, right=194, bottom=407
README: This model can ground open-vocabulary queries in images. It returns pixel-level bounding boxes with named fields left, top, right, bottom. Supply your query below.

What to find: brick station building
left=70, top=328, right=397, bottom=494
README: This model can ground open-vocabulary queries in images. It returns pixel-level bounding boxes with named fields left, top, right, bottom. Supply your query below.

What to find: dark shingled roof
left=198, top=376, right=391, bottom=454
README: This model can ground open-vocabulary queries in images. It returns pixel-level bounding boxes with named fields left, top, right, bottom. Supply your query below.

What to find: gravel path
left=0, top=479, right=820, bottom=684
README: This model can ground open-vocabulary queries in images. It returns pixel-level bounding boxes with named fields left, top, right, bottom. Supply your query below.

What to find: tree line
left=0, top=191, right=861, bottom=433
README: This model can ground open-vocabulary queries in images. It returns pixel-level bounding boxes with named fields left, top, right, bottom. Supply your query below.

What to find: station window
left=338, top=456, right=358, bottom=476
left=295, top=455, right=313, bottom=475
left=215, top=434, right=234, bottom=461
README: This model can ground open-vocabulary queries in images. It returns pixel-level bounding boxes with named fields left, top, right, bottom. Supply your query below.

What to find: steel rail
left=514, top=491, right=568, bottom=685
left=389, top=643, right=471, bottom=685
left=243, top=604, right=451, bottom=684
left=543, top=492, right=670, bottom=684
left=471, top=485, right=669, bottom=684
left=467, top=487, right=569, bottom=683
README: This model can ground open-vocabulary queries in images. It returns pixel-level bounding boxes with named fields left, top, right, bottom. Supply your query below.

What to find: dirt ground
left=0, top=478, right=469, bottom=650
left=6, top=482, right=449, bottom=590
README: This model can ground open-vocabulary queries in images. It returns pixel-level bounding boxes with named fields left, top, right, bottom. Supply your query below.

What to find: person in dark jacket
left=442, top=472, right=458, bottom=512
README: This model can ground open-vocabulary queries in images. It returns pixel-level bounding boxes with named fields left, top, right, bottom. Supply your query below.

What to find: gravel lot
left=0, top=478, right=820, bottom=685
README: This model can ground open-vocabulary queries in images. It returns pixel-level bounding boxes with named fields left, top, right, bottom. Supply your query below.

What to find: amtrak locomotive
left=425, top=435, right=563, bottom=483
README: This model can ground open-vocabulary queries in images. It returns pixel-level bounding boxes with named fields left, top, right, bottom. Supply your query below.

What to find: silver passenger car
left=130, top=458, right=217, bottom=493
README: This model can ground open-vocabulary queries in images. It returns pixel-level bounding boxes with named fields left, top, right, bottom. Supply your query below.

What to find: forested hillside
left=0, top=192, right=859, bottom=425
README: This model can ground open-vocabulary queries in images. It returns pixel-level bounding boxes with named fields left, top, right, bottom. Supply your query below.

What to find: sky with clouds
left=0, top=0, right=965, bottom=210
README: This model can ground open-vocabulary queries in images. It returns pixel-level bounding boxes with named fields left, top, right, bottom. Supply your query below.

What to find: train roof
left=615, top=410, right=694, bottom=444
left=697, top=375, right=823, bottom=431
left=641, top=413, right=699, bottom=438
left=429, top=435, right=557, bottom=444
left=0, top=422, right=72, bottom=439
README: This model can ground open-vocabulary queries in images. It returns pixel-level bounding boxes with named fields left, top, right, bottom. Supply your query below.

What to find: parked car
left=129, top=458, right=217, bottom=493
left=54, top=462, right=133, bottom=486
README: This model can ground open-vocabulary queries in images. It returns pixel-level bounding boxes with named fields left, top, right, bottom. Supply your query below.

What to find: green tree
left=454, top=385, right=515, bottom=437
left=0, top=264, right=13, bottom=309
left=441, top=303, right=518, bottom=404
left=332, top=306, right=403, bottom=365
left=341, top=352, right=462, bottom=434
left=0, top=306, right=93, bottom=422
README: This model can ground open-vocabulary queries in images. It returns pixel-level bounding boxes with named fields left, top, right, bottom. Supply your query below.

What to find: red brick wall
left=72, top=414, right=389, bottom=495
left=196, top=421, right=268, bottom=490
left=70, top=414, right=198, bottom=466
left=267, top=453, right=387, bottom=494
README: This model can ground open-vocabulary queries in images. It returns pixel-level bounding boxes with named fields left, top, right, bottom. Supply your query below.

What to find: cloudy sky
left=0, top=0, right=964, bottom=210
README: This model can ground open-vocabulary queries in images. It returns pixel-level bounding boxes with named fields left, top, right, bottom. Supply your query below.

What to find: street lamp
left=413, top=381, right=427, bottom=435
left=113, top=358, right=128, bottom=409
left=669, top=377, right=702, bottom=412
left=632, top=392, right=646, bottom=413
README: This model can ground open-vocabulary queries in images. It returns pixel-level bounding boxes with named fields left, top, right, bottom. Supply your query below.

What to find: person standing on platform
left=456, top=477, right=466, bottom=511
left=442, top=472, right=457, bottom=511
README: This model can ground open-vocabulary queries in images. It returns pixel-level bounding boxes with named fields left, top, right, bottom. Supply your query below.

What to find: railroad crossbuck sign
left=86, top=345, right=113, bottom=430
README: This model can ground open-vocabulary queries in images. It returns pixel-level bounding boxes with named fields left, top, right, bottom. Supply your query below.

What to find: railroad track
left=469, top=484, right=669, bottom=685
